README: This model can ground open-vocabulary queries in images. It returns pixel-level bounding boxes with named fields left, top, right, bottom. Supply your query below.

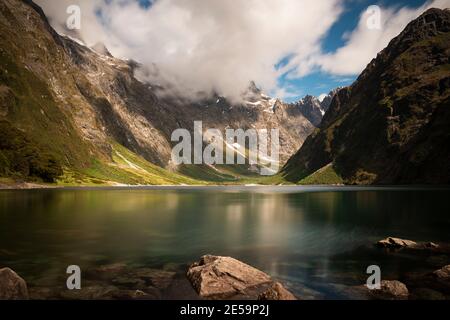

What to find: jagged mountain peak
left=301, top=95, right=320, bottom=102
left=246, top=81, right=260, bottom=94
left=291, top=90, right=339, bottom=127
left=0, top=0, right=317, bottom=183
left=283, top=8, right=450, bottom=185
left=357, top=7, right=450, bottom=84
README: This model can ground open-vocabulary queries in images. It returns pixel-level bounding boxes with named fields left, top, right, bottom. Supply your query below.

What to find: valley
left=1, top=0, right=449, bottom=187
left=1, top=0, right=450, bottom=304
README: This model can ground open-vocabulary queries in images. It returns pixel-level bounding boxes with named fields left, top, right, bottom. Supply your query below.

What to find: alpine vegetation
left=171, top=122, right=280, bottom=176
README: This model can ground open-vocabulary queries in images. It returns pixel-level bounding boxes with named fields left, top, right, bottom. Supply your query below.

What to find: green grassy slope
left=58, top=143, right=205, bottom=186
left=298, top=163, right=343, bottom=185
left=0, top=50, right=91, bottom=182
left=0, top=50, right=207, bottom=186
left=282, top=9, right=450, bottom=185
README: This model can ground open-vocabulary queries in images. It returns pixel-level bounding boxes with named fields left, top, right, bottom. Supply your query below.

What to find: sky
left=279, top=0, right=443, bottom=100
left=36, top=0, right=450, bottom=103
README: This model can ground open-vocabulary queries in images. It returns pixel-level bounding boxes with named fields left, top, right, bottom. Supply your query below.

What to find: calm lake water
left=1, top=186, right=450, bottom=299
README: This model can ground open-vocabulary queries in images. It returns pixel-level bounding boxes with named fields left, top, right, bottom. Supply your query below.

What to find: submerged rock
left=110, top=288, right=161, bottom=300
left=433, top=265, right=450, bottom=279
left=133, top=268, right=176, bottom=290
left=410, top=288, right=447, bottom=300
left=187, top=255, right=296, bottom=300
left=28, top=287, right=59, bottom=300
left=85, top=264, right=176, bottom=291
left=430, top=265, right=450, bottom=293
left=26, top=262, right=179, bottom=300
left=112, top=276, right=146, bottom=289
left=401, top=265, right=450, bottom=298
left=258, top=282, right=297, bottom=300
left=84, top=263, right=128, bottom=281
left=59, top=285, right=120, bottom=300
left=349, top=280, right=409, bottom=300
left=0, top=268, right=29, bottom=300
left=370, top=280, right=409, bottom=300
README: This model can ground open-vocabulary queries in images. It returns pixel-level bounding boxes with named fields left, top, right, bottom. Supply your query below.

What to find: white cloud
left=35, top=0, right=450, bottom=102
left=36, top=0, right=343, bottom=102
left=318, top=93, right=327, bottom=102
left=316, top=0, right=450, bottom=75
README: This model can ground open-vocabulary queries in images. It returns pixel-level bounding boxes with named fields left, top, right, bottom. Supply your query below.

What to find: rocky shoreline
left=1, top=238, right=450, bottom=300
left=0, top=256, right=298, bottom=300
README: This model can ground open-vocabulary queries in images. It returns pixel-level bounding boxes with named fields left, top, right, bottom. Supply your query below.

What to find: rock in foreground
left=348, top=280, right=409, bottom=300
left=0, top=268, right=29, bottom=300
left=370, top=280, right=409, bottom=300
left=258, top=282, right=297, bottom=301
left=187, top=255, right=296, bottom=300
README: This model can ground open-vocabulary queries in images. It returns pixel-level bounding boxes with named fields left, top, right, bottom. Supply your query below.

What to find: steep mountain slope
left=283, top=8, right=450, bottom=185
left=0, top=0, right=315, bottom=184
left=0, top=0, right=183, bottom=184
left=319, top=88, right=341, bottom=114
left=168, top=83, right=315, bottom=165
left=290, top=90, right=338, bottom=127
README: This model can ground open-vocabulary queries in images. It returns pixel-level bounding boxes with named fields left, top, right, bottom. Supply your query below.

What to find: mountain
left=282, top=8, right=450, bottom=185
left=0, top=0, right=314, bottom=185
left=90, top=42, right=113, bottom=58
left=319, top=88, right=342, bottom=114
left=291, top=90, right=339, bottom=127
left=292, top=95, right=323, bottom=127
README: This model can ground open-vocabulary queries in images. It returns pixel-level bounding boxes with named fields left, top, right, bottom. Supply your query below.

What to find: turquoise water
left=0, top=186, right=449, bottom=299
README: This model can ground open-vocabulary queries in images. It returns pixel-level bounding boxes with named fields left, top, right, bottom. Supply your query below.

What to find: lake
left=1, top=186, right=449, bottom=299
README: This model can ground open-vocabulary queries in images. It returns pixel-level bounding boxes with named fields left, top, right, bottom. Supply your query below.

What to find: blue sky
left=132, top=0, right=432, bottom=101
left=40, top=0, right=444, bottom=103
left=278, top=0, right=431, bottom=101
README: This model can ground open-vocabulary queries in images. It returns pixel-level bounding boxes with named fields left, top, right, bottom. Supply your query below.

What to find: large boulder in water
left=429, top=265, right=450, bottom=293
left=403, top=266, right=450, bottom=295
left=376, top=237, right=418, bottom=248
left=0, top=268, right=29, bottom=300
left=347, top=280, right=409, bottom=300
left=376, top=237, right=449, bottom=253
left=433, top=265, right=450, bottom=279
left=371, top=280, right=409, bottom=300
left=187, top=255, right=296, bottom=300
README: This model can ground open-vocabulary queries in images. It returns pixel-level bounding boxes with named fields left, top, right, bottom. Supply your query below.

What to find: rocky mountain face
left=283, top=8, right=450, bottom=185
left=160, top=81, right=315, bottom=166
left=291, top=90, right=338, bottom=127
left=319, top=88, right=341, bottom=114
left=0, top=0, right=315, bottom=183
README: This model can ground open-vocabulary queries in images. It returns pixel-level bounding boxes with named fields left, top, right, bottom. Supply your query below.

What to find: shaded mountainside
left=0, top=0, right=191, bottom=185
left=0, top=0, right=314, bottom=185
left=283, top=8, right=450, bottom=185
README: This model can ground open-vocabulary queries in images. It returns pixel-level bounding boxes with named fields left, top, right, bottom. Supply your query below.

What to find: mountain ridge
left=0, top=0, right=316, bottom=184
left=290, top=89, right=339, bottom=127
left=282, top=8, right=450, bottom=185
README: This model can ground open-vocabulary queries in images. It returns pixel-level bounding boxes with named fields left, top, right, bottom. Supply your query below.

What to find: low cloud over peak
left=36, top=0, right=450, bottom=102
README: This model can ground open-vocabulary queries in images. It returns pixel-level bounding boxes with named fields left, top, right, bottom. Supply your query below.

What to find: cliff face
left=290, top=90, right=339, bottom=127
left=283, top=8, right=450, bottom=185
left=0, top=0, right=314, bottom=183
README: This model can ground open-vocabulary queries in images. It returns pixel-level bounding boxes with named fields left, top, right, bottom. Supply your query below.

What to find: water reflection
left=0, top=187, right=449, bottom=298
